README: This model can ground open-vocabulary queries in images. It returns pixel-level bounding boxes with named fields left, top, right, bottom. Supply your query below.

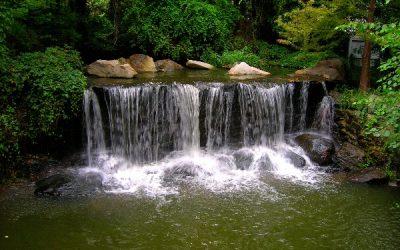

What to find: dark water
left=1, top=180, right=399, bottom=249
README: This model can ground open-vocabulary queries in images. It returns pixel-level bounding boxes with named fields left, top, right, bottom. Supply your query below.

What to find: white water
left=82, top=82, right=331, bottom=196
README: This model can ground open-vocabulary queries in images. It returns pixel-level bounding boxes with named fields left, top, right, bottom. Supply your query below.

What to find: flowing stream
left=1, top=77, right=399, bottom=249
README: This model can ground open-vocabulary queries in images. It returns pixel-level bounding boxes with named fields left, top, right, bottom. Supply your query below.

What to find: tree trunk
left=359, top=0, right=376, bottom=91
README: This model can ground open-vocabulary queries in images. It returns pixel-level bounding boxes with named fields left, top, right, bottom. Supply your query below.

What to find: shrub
left=14, top=47, right=87, bottom=139
left=339, top=89, right=400, bottom=153
left=0, top=47, right=86, bottom=181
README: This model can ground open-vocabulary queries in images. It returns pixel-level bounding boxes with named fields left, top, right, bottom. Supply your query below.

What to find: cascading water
left=82, top=81, right=329, bottom=196
left=298, top=82, right=310, bottom=131
left=238, top=83, right=287, bottom=146
left=286, top=83, right=295, bottom=133
left=103, top=84, right=200, bottom=163
left=312, top=82, right=335, bottom=134
left=203, top=84, right=233, bottom=150
left=84, top=89, right=106, bottom=167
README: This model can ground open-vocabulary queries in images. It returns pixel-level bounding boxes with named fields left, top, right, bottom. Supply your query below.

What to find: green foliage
left=277, top=51, right=337, bottom=68
left=339, top=89, right=400, bottom=153
left=201, top=47, right=262, bottom=68
left=1, top=0, right=83, bottom=52
left=201, top=39, right=337, bottom=69
left=0, top=47, right=86, bottom=180
left=275, top=0, right=365, bottom=51
left=120, top=0, right=240, bottom=61
left=14, top=47, right=86, bottom=138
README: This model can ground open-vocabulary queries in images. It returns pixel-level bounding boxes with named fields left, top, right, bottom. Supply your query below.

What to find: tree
left=359, top=0, right=377, bottom=92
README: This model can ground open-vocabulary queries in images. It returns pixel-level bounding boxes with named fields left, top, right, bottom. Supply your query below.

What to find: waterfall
left=237, top=83, right=287, bottom=146
left=203, top=84, right=233, bottom=150
left=286, top=83, right=295, bottom=133
left=84, top=89, right=106, bottom=167
left=312, top=82, right=335, bottom=135
left=298, top=82, right=310, bottom=130
left=321, top=81, right=328, bottom=95
left=102, top=84, right=200, bottom=163
left=82, top=81, right=328, bottom=195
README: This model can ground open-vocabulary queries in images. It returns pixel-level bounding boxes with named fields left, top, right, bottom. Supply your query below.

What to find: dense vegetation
left=0, top=0, right=399, bottom=181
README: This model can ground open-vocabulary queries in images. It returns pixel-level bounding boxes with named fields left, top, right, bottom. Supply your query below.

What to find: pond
left=1, top=71, right=399, bottom=249
left=1, top=178, right=400, bottom=249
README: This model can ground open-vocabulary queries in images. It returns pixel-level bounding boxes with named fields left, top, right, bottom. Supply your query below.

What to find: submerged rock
left=284, top=150, right=306, bottom=168
left=129, top=54, right=157, bottom=73
left=163, top=162, right=201, bottom=182
left=333, top=142, right=366, bottom=171
left=294, top=133, right=334, bottom=166
left=87, top=60, right=137, bottom=78
left=155, top=59, right=184, bottom=72
left=77, top=171, right=104, bottom=190
left=34, top=173, right=73, bottom=196
left=186, top=60, right=214, bottom=70
left=350, top=168, right=389, bottom=185
left=255, top=154, right=273, bottom=171
left=233, top=149, right=254, bottom=170
left=228, top=62, right=270, bottom=76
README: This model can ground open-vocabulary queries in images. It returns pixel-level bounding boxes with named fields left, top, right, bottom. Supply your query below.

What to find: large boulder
left=87, top=60, right=137, bottom=78
left=34, top=173, right=72, bottom=196
left=350, top=168, right=389, bottom=185
left=228, top=62, right=271, bottom=76
left=294, top=133, right=335, bottom=166
left=333, top=142, right=366, bottom=171
left=186, top=60, right=214, bottom=70
left=294, top=59, right=345, bottom=82
left=155, top=59, right=184, bottom=72
left=128, top=54, right=157, bottom=73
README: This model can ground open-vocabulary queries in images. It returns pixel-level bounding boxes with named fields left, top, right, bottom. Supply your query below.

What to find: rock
left=388, top=179, right=400, bottom=187
left=118, top=57, right=130, bottom=64
left=255, top=154, right=273, bottom=170
left=350, top=168, right=389, bottom=185
left=284, top=150, right=306, bottom=168
left=333, top=142, right=366, bottom=171
left=128, top=54, right=157, bottom=73
left=78, top=172, right=103, bottom=189
left=34, top=173, right=72, bottom=196
left=186, top=60, right=214, bottom=70
left=233, top=148, right=254, bottom=170
left=155, top=59, right=184, bottom=72
left=163, top=162, right=201, bottom=182
left=316, top=59, right=345, bottom=79
left=228, top=62, right=270, bottom=76
left=294, top=59, right=345, bottom=82
left=294, top=133, right=335, bottom=166
left=87, top=60, right=137, bottom=78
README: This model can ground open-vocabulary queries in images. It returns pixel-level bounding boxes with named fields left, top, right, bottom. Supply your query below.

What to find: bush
left=0, top=47, right=86, bottom=181
left=14, top=47, right=86, bottom=139
left=339, top=89, right=400, bottom=154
